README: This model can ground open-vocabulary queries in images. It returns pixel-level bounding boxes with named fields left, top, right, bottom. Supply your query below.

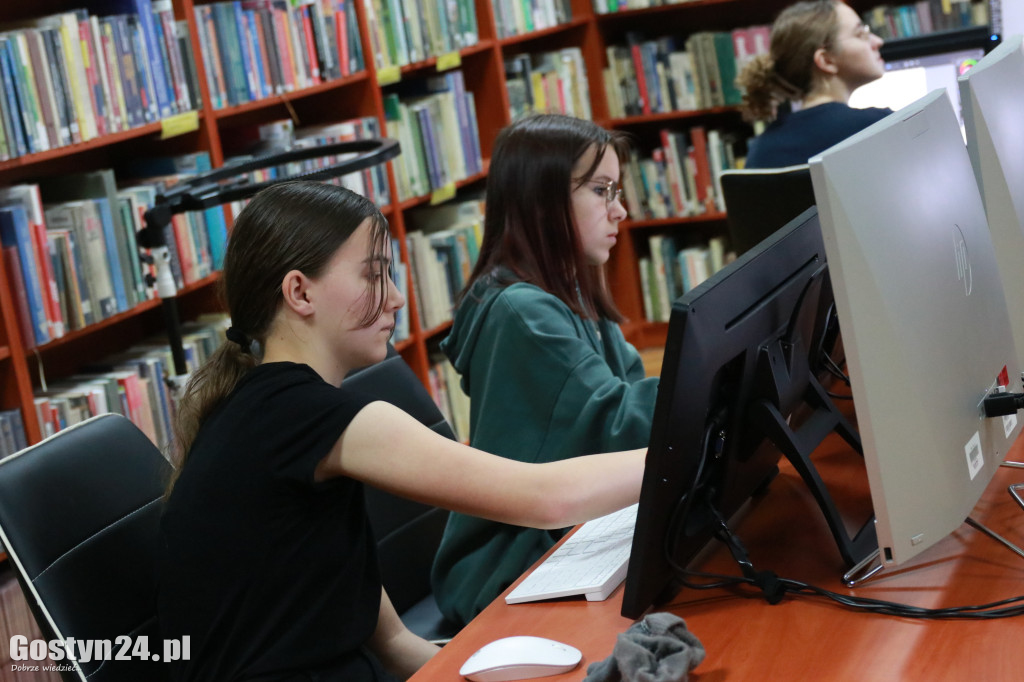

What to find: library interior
left=0, top=0, right=1023, bottom=680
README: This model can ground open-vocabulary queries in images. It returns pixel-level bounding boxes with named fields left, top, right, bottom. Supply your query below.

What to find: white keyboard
left=505, top=504, right=638, bottom=604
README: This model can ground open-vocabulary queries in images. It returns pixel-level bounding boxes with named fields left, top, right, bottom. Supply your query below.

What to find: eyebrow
left=362, top=255, right=393, bottom=266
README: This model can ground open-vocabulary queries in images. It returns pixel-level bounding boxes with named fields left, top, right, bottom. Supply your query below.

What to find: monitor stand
left=745, top=265, right=878, bottom=571
left=844, top=461, right=1024, bottom=586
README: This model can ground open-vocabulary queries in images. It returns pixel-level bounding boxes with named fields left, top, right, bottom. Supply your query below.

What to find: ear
left=280, top=269, right=316, bottom=317
left=813, top=46, right=840, bottom=76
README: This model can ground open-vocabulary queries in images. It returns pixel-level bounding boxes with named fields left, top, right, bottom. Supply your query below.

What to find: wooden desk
left=412, top=433, right=1024, bottom=681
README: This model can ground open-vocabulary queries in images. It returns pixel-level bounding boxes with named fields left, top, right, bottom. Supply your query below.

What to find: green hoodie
left=431, top=271, right=659, bottom=626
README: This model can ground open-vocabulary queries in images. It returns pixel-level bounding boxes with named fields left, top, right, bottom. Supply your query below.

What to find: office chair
left=721, top=168, right=846, bottom=385
left=0, top=413, right=171, bottom=682
left=0, top=344, right=456, bottom=682
left=720, top=164, right=815, bottom=256
left=345, top=344, right=460, bottom=643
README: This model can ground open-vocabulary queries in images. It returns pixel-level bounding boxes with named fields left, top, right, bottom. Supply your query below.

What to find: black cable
left=822, top=353, right=851, bottom=386
left=670, top=549, right=1024, bottom=619
left=983, top=392, right=1024, bottom=418
left=659, top=394, right=1024, bottom=618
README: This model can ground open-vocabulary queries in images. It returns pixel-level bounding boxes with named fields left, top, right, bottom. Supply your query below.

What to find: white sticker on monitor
left=1003, top=413, right=1017, bottom=440
left=965, top=432, right=983, bottom=480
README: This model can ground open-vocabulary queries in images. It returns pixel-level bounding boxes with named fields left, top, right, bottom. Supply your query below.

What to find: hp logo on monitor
left=953, top=224, right=972, bottom=296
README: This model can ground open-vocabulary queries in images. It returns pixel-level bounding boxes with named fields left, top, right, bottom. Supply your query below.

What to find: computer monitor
left=621, top=207, right=874, bottom=619
left=958, top=34, right=1024, bottom=374
left=848, top=47, right=984, bottom=135
left=810, top=89, right=1021, bottom=568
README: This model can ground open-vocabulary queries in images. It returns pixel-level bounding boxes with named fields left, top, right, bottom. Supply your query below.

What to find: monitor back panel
left=810, top=90, right=1021, bottom=566
left=959, top=34, right=1024, bottom=373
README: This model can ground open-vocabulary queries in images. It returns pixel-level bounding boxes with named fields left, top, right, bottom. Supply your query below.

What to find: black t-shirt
left=158, top=362, right=387, bottom=682
left=745, top=102, right=893, bottom=168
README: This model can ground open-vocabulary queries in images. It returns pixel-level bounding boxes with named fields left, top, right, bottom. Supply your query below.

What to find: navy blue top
left=746, top=102, right=893, bottom=169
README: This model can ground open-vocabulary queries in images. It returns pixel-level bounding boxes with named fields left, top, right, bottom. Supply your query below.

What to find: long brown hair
left=465, top=114, right=631, bottom=321
left=737, top=0, right=841, bottom=121
left=169, top=182, right=389, bottom=489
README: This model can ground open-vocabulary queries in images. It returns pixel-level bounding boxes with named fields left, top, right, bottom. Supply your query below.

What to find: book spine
left=59, top=12, right=99, bottom=139
left=2, top=247, right=38, bottom=347
left=133, top=0, right=174, bottom=117
left=0, top=39, right=29, bottom=157
left=111, top=15, right=143, bottom=129
left=0, top=208, right=50, bottom=345
left=24, top=31, right=62, bottom=149
left=77, top=17, right=109, bottom=137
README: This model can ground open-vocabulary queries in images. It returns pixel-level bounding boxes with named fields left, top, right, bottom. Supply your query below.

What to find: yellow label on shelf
left=159, top=111, right=200, bottom=139
left=377, top=65, right=402, bottom=86
left=436, top=52, right=461, bottom=72
left=430, top=182, right=457, bottom=205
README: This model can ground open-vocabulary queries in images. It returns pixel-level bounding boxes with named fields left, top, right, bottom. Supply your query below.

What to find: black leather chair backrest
left=0, top=413, right=172, bottom=682
left=344, top=344, right=459, bottom=642
left=721, top=164, right=815, bottom=256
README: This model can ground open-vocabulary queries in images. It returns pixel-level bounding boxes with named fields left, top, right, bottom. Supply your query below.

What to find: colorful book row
left=193, top=0, right=364, bottom=110
left=0, top=156, right=226, bottom=349
left=404, top=198, right=484, bottom=331
left=0, top=2, right=199, bottom=161
left=32, top=314, right=230, bottom=454
left=622, top=126, right=743, bottom=221
left=505, top=48, right=592, bottom=122
left=863, top=0, right=988, bottom=41
left=0, top=409, right=28, bottom=459
left=638, top=234, right=732, bottom=323
left=384, top=69, right=484, bottom=201
left=238, top=116, right=391, bottom=209
left=604, top=26, right=769, bottom=118
left=592, top=0, right=705, bottom=16
left=362, top=0, right=478, bottom=70
left=427, top=353, right=470, bottom=442
left=490, top=0, right=573, bottom=39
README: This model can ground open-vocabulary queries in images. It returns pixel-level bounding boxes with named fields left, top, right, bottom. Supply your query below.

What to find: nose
left=387, top=272, right=406, bottom=310
left=608, top=196, right=628, bottom=222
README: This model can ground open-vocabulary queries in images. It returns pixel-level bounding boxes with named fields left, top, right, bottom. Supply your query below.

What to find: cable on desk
left=659, top=396, right=1024, bottom=619
left=666, top=528, right=1024, bottom=619
left=674, top=566, right=1024, bottom=619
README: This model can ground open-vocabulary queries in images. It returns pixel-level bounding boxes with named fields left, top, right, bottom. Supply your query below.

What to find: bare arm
left=367, top=588, right=439, bottom=680
left=315, top=401, right=645, bottom=529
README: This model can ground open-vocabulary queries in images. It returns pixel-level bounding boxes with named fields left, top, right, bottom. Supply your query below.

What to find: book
left=0, top=206, right=50, bottom=346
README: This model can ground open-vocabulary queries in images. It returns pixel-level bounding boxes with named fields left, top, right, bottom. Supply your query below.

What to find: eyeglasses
left=583, top=179, right=625, bottom=211
left=842, top=22, right=875, bottom=42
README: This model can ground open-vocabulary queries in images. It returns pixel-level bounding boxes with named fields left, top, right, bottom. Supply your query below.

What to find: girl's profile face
left=829, top=3, right=885, bottom=91
left=571, top=145, right=628, bottom=266
left=310, top=219, right=405, bottom=371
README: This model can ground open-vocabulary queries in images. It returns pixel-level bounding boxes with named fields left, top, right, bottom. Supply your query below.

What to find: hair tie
left=225, top=326, right=252, bottom=353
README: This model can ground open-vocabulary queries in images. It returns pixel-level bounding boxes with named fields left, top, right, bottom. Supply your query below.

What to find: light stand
left=137, top=138, right=401, bottom=377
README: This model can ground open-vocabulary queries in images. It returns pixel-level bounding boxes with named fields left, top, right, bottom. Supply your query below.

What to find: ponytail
left=737, top=0, right=840, bottom=121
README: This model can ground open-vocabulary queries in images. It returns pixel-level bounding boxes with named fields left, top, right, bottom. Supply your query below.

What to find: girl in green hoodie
left=432, top=114, right=660, bottom=626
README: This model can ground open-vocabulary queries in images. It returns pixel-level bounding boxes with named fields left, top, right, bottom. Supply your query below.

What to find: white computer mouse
left=459, top=635, right=583, bottom=682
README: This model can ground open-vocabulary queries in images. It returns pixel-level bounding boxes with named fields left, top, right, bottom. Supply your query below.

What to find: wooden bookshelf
left=0, top=0, right=989, bottom=467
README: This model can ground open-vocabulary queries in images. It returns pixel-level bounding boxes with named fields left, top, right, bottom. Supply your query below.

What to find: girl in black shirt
left=157, top=181, right=646, bottom=681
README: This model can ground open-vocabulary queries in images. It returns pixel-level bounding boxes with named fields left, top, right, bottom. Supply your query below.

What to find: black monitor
left=621, top=207, right=874, bottom=619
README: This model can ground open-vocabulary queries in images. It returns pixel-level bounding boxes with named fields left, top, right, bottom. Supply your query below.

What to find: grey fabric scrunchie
left=582, top=612, right=705, bottom=682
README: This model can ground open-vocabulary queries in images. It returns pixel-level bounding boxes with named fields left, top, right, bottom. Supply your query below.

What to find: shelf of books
left=0, top=0, right=998, bottom=558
